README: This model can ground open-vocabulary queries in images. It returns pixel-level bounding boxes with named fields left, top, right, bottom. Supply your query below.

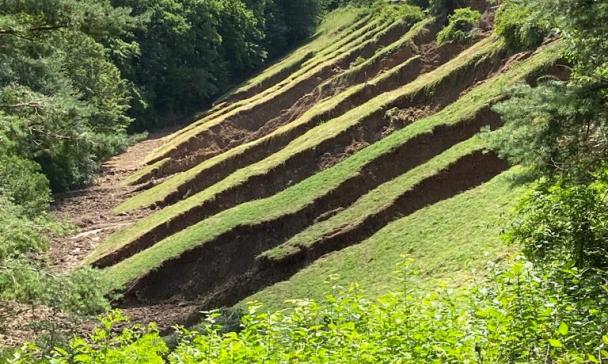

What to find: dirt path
left=49, top=128, right=176, bottom=271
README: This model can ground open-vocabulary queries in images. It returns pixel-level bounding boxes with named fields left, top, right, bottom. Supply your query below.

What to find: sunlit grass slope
left=96, top=42, right=561, bottom=290
left=245, top=166, right=529, bottom=310
left=156, top=7, right=373, bottom=142
left=261, top=135, right=492, bottom=261
left=229, top=7, right=372, bottom=98
left=92, top=36, right=504, bottom=263
left=144, top=9, right=401, bottom=164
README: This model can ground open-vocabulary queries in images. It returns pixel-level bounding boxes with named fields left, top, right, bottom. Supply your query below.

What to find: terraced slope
left=85, top=4, right=564, bottom=326
left=93, top=41, right=496, bottom=268
left=131, top=8, right=419, bottom=185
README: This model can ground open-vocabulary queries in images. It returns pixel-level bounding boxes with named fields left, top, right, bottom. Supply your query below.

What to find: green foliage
left=0, top=0, right=135, bottom=191
left=115, top=0, right=331, bottom=128
left=506, top=174, right=608, bottom=269
left=13, top=260, right=608, bottom=363
left=114, top=0, right=267, bottom=128
left=10, top=311, right=168, bottom=363
left=436, top=7, right=480, bottom=44
left=0, top=259, right=110, bottom=316
left=0, top=154, right=50, bottom=215
left=0, top=198, right=51, bottom=261
left=491, top=4, right=608, bottom=362
left=494, top=0, right=547, bottom=51
left=534, top=0, right=608, bottom=82
left=492, top=80, right=608, bottom=180
left=0, top=195, right=109, bottom=317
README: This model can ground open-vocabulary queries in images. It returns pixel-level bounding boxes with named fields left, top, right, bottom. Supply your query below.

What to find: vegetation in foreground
left=1, top=0, right=608, bottom=361
left=0, top=0, right=374, bottom=346
left=8, top=258, right=608, bottom=363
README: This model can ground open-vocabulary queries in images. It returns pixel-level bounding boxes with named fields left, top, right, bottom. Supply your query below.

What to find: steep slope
left=80, top=3, right=564, bottom=328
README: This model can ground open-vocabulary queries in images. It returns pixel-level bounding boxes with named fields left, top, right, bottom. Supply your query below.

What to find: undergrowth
left=437, top=8, right=481, bottom=45
left=8, top=258, right=607, bottom=363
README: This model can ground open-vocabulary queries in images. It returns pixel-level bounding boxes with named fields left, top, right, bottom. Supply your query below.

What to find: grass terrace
left=95, top=41, right=561, bottom=291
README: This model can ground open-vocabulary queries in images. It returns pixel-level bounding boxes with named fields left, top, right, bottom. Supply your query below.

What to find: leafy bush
left=437, top=7, right=481, bottom=44
left=0, top=259, right=109, bottom=316
left=507, top=175, right=608, bottom=269
left=495, top=0, right=547, bottom=51
left=0, top=198, right=50, bottom=261
left=12, top=260, right=608, bottom=363
left=492, top=80, right=608, bottom=181
left=0, top=155, right=50, bottom=216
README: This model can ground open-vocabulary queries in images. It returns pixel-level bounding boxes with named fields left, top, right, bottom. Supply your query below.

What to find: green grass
left=329, top=17, right=434, bottom=86
left=262, top=135, right=490, bottom=261
left=231, top=7, right=371, bottom=96
left=96, top=42, right=560, bottom=290
left=95, top=36, right=503, bottom=262
left=145, top=12, right=404, bottom=164
left=116, top=22, right=430, bottom=212
left=122, top=158, right=168, bottom=186
left=244, top=166, right=529, bottom=310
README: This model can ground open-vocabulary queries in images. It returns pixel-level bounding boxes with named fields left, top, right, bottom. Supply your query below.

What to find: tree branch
left=0, top=25, right=66, bottom=36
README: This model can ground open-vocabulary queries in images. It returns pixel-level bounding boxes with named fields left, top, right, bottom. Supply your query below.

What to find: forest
left=1, top=0, right=608, bottom=362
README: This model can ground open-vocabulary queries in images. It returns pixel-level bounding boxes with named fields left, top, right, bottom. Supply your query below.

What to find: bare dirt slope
left=49, top=129, right=177, bottom=271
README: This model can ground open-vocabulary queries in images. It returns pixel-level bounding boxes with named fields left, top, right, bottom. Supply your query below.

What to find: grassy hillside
left=77, top=2, right=562, bottom=328
left=247, top=166, right=529, bottom=309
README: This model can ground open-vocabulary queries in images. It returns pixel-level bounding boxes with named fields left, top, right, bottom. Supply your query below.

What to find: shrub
left=495, top=0, right=547, bottom=51
left=437, top=7, right=481, bottom=44
left=0, top=198, right=50, bottom=261
left=0, top=154, right=51, bottom=216
left=505, top=173, right=608, bottom=270
left=12, top=260, right=608, bottom=363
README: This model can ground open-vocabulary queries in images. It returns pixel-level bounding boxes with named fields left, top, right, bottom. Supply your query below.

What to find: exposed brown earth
left=133, top=27, right=461, bottom=211
left=217, top=14, right=374, bottom=106
left=49, top=129, right=177, bottom=271
left=135, top=20, right=415, bottom=184
left=119, top=149, right=508, bottom=332
left=117, top=107, right=503, bottom=307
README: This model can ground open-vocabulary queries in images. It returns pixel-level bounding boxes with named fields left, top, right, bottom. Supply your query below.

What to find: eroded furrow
left=219, top=14, right=374, bottom=105
left=121, top=141, right=506, bottom=305
left=194, top=151, right=507, bottom=315
left=105, top=105, right=500, bottom=299
left=94, top=41, right=506, bottom=268
left=129, top=24, right=442, bottom=187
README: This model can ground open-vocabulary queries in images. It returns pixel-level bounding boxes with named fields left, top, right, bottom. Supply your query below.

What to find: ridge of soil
left=140, top=20, right=411, bottom=180
left=132, top=28, right=456, bottom=211
left=119, top=149, right=508, bottom=332
left=118, top=106, right=502, bottom=305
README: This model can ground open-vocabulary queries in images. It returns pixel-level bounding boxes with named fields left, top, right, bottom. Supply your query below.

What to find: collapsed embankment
left=94, top=38, right=506, bottom=268
left=121, top=145, right=507, bottom=306
left=131, top=19, right=420, bottom=185
left=121, top=24, right=465, bottom=212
